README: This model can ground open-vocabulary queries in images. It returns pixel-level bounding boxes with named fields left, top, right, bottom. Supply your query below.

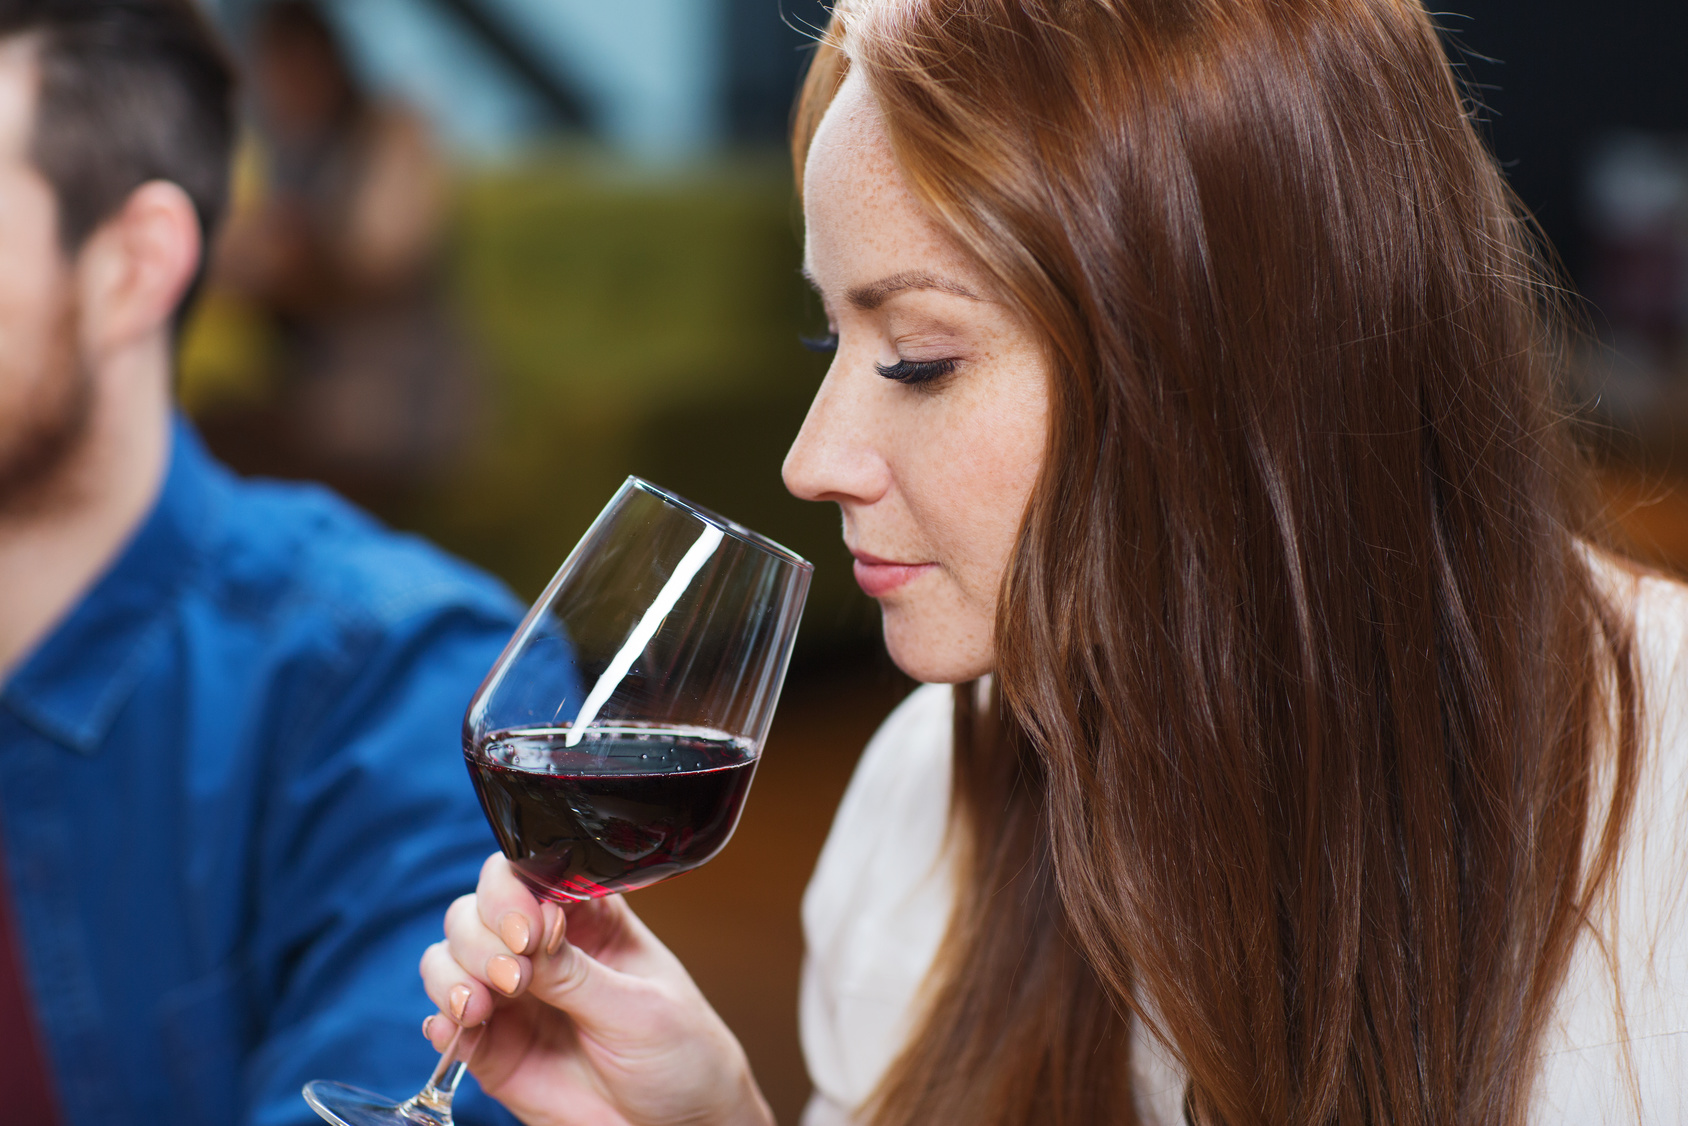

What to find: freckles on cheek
left=926, top=444, right=1035, bottom=585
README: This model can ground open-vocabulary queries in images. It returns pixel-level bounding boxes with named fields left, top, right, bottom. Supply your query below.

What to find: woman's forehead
left=803, top=75, right=910, bottom=267
left=802, top=74, right=1001, bottom=309
left=804, top=72, right=895, bottom=195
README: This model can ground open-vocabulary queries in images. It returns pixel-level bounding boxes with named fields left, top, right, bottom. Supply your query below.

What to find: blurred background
left=173, top=0, right=1688, bottom=1119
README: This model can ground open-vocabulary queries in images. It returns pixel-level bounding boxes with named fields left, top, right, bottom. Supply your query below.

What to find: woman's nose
left=782, top=367, right=890, bottom=506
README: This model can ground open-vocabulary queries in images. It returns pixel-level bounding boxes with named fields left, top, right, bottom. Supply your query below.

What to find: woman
left=419, top=0, right=1688, bottom=1122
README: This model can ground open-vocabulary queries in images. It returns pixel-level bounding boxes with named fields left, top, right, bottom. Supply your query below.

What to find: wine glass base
left=303, top=1080, right=453, bottom=1126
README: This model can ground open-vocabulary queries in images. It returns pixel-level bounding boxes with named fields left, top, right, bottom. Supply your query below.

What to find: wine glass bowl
left=466, top=723, right=761, bottom=901
left=463, top=477, right=811, bottom=903
left=304, top=476, right=811, bottom=1126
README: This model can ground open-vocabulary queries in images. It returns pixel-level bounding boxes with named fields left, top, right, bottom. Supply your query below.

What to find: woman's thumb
left=529, top=934, right=625, bottom=1017
left=524, top=900, right=663, bottom=1037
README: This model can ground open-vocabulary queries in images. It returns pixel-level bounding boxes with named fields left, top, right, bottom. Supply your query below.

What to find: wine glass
left=303, top=476, right=813, bottom=1126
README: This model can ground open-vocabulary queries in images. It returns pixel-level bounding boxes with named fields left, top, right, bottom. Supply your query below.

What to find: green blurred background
left=181, top=155, right=875, bottom=644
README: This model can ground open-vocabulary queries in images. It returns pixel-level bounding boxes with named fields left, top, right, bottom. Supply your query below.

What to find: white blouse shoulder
left=799, top=683, right=956, bottom=1126
left=799, top=566, right=1688, bottom=1124
left=1535, top=568, right=1688, bottom=1122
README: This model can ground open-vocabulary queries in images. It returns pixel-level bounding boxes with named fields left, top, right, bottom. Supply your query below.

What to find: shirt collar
left=2, top=416, right=225, bottom=754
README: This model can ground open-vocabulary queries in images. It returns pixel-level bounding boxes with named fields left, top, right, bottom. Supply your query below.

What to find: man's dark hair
left=0, top=0, right=236, bottom=255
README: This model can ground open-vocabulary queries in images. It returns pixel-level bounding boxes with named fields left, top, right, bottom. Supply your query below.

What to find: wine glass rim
left=627, top=476, right=813, bottom=571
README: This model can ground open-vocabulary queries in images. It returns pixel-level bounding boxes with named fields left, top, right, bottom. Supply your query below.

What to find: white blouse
left=798, top=569, right=1688, bottom=1125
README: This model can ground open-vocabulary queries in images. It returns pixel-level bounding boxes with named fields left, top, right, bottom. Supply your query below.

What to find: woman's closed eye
left=796, top=331, right=958, bottom=387
left=874, top=357, right=957, bottom=386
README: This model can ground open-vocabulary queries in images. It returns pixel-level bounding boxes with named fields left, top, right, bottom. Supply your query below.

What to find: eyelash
left=796, top=332, right=958, bottom=386
left=874, top=358, right=958, bottom=385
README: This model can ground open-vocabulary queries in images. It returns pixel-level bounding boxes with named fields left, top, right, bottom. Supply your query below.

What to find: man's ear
left=74, top=180, right=202, bottom=363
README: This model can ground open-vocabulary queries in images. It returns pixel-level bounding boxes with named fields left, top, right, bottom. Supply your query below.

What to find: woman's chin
left=879, top=607, right=994, bottom=685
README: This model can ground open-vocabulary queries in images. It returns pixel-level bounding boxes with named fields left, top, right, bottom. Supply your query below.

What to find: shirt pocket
left=158, top=962, right=255, bottom=1126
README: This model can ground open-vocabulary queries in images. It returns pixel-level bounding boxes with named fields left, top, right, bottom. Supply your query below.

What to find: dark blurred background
left=174, top=0, right=1688, bottom=1119
left=1442, top=0, right=1688, bottom=566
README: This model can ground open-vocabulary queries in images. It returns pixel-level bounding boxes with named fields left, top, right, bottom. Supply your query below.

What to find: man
left=0, top=1, right=523, bottom=1122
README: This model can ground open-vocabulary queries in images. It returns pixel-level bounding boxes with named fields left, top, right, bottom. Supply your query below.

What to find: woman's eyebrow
left=800, top=266, right=983, bottom=310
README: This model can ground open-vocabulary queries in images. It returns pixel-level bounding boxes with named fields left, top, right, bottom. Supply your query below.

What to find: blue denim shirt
left=0, top=420, right=522, bottom=1126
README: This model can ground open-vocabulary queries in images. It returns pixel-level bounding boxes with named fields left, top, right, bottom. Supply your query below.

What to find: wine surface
left=465, top=726, right=759, bottom=901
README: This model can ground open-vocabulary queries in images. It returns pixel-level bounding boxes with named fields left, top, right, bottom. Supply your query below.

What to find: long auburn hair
left=793, top=2, right=1644, bottom=1124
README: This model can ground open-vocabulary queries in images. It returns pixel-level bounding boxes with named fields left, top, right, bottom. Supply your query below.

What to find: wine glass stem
left=398, top=1024, right=476, bottom=1125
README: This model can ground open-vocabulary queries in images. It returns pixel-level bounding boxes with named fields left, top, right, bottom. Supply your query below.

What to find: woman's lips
left=851, top=552, right=935, bottom=598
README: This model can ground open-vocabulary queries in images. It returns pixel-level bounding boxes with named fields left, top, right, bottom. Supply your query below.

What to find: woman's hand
left=419, top=854, right=773, bottom=1126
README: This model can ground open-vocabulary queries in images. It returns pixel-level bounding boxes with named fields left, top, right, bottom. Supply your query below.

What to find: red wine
left=465, top=726, right=759, bottom=901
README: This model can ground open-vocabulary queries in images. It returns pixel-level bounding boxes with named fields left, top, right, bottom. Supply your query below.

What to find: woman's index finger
left=476, top=852, right=544, bottom=956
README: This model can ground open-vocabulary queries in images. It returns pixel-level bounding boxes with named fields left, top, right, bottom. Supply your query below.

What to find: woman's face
left=784, top=71, right=1050, bottom=684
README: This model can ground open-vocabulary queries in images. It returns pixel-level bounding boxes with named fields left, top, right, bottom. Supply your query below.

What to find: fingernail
left=545, top=908, right=566, bottom=955
left=449, top=983, right=471, bottom=1022
left=487, top=954, right=522, bottom=995
left=499, top=912, right=531, bottom=954
left=422, top=1014, right=437, bottom=1040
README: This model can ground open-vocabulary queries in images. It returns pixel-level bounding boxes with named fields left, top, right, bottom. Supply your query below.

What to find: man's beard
left=0, top=294, right=94, bottom=517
